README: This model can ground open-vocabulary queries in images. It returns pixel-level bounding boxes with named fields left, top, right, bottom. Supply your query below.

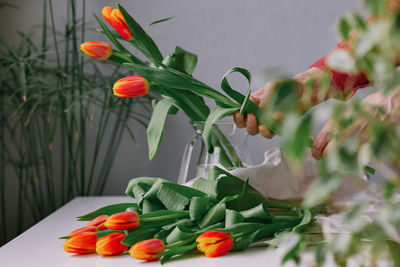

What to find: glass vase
left=177, top=121, right=252, bottom=184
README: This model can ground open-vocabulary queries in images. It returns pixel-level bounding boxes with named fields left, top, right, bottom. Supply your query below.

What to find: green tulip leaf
left=147, top=98, right=178, bottom=160
left=189, top=196, right=213, bottom=221
left=166, top=225, right=195, bottom=244
left=117, top=4, right=163, bottom=64
left=240, top=203, right=271, bottom=222
left=225, top=209, right=244, bottom=228
left=77, top=203, right=138, bottom=221
left=156, top=182, right=206, bottom=211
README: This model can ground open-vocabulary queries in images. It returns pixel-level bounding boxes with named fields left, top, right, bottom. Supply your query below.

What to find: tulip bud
left=110, top=9, right=133, bottom=40
left=86, top=215, right=108, bottom=231
left=96, top=232, right=128, bottom=256
left=113, top=76, right=149, bottom=98
left=68, top=225, right=97, bottom=237
left=102, top=6, right=114, bottom=25
left=63, top=232, right=98, bottom=254
left=196, top=230, right=233, bottom=257
left=80, top=41, right=112, bottom=60
left=104, top=211, right=139, bottom=230
left=128, top=239, right=165, bottom=261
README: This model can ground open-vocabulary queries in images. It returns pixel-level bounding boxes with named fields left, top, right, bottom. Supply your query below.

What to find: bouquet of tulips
left=62, top=166, right=320, bottom=263
left=79, top=4, right=302, bottom=169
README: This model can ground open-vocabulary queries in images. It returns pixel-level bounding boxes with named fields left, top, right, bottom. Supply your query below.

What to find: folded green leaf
left=225, top=209, right=244, bottom=228
left=125, top=177, right=165, bottom=203
left=191, top=177, right=218, bottom=198
left=240, top=203, right=271, bottom=222
left=189, top=196, right=213, bottom=221
left=166, top=225, right=195, bottom=244
left=142, top=199, right=166, bottom=213
left=220, top=67, right=252, bottom=115
left=197, top=201, right=226, bottom=229
left=77, top=203, right=138, bottom=221
left=163, top=46, right=198, bottom=75
left=157, top=183, right=206, bottom=211
left=147, top=98, right=178, bottom=160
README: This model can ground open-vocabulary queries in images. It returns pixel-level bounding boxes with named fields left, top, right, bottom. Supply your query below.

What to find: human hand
left=311, top=89, right=400, bottom=160
left=233, top=67, right=331, bottom=138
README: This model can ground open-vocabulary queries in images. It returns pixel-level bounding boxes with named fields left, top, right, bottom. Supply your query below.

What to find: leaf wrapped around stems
left=77, top=203, right=138, bottom=221
left=240, top=203, right=271, bottom=222
left=156, top=182, right=206, bottom=211
left=225, top=209, right=244, bottom=228
left=166, top=225, right=195, bottom=244
left=189, top=196, right=213, bottom=221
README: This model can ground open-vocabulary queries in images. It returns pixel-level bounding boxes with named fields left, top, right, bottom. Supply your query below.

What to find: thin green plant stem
left=94, top=101, right=129, bottom=194
left=41, top=0, right=47, bottom=60
left=0, top=98, right=6, bottom=244
left=85, top=90, right=110, bottom=195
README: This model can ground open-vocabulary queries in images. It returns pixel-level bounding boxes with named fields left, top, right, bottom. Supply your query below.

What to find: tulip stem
left=112, top=51, right=136, bottom=63
left=140, top=213, right=189, bottom=223
left=165, top=238, right=197, bottom=249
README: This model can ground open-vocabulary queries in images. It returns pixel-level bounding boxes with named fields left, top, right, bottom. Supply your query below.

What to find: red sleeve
left=310, top=43, right=370, bottom=93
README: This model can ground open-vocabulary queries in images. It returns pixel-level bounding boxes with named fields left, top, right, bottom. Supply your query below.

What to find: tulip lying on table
left=61, top=166, right=321, bottom=264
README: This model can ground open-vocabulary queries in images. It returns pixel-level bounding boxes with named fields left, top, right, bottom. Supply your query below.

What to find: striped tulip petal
left=68, top=225, right=98, bottom=237
left=129, top=239, right=165, bottom=261
left=86, top=215, right=108, bottom=228
left=96, top=232, right=128, bottom=256
left=104, top=211, right=139, bottom=230
left=113, top=76, right=149, bottom=98
left=196, top=230, right=233, bottom=257
left=80, top=41, right=112, bottom=60
left=102, top=6, right=114, bottom=25
left=63, top=232, right=98, bottom=254
left=110, top=9, right=133, bottom=40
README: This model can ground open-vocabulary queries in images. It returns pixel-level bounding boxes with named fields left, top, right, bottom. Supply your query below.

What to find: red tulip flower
left=104, top=211, right=139, bottom=230
left=80, top=41, right=112, bottom=60
left=129, top=239, right=165, bottom=261
left=63, top=232, right=98, bottom=254
left=196, top=230, right=234, bottom=257
left=68, top=225, right=97, bottom=237
left=86, top=215, right=108, bottom=231
left=113, top=76, right=150, bottom=98
left=101, top=6, right=114, bottom=25
left=96, top=232, right=128, bottom=256
left=110, top=8, right=133, bottom=40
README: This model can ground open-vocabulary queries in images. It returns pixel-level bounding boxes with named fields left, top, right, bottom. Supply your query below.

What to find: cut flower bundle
left=62, top=166, right=319, bottom=263
left=61, top=4, right=322, bottom=264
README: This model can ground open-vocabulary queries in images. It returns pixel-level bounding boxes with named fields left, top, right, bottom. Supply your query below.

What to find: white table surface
left=0, top=196, right=312, bottom=267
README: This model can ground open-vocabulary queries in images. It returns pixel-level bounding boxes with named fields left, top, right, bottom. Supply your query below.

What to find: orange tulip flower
left=96, top=232, right=128, bottom=256
left=86, top=215, right=108, bottom=231
left=109, top=9, right=133, bottom=41
left=68, top=225, right=97, bottom=237
left=196, top=230, right=234, bottom=257
left=80, top=41, right=112, bottom=60
left=104, top=211, right=139, bottom=230
left=129, top=239, right=165, bottom=261
left=63, top=232, right=98, bottom=254
left=113, top=76, right=150, bottom=97
left=101, top=6, right=114, bottom=25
